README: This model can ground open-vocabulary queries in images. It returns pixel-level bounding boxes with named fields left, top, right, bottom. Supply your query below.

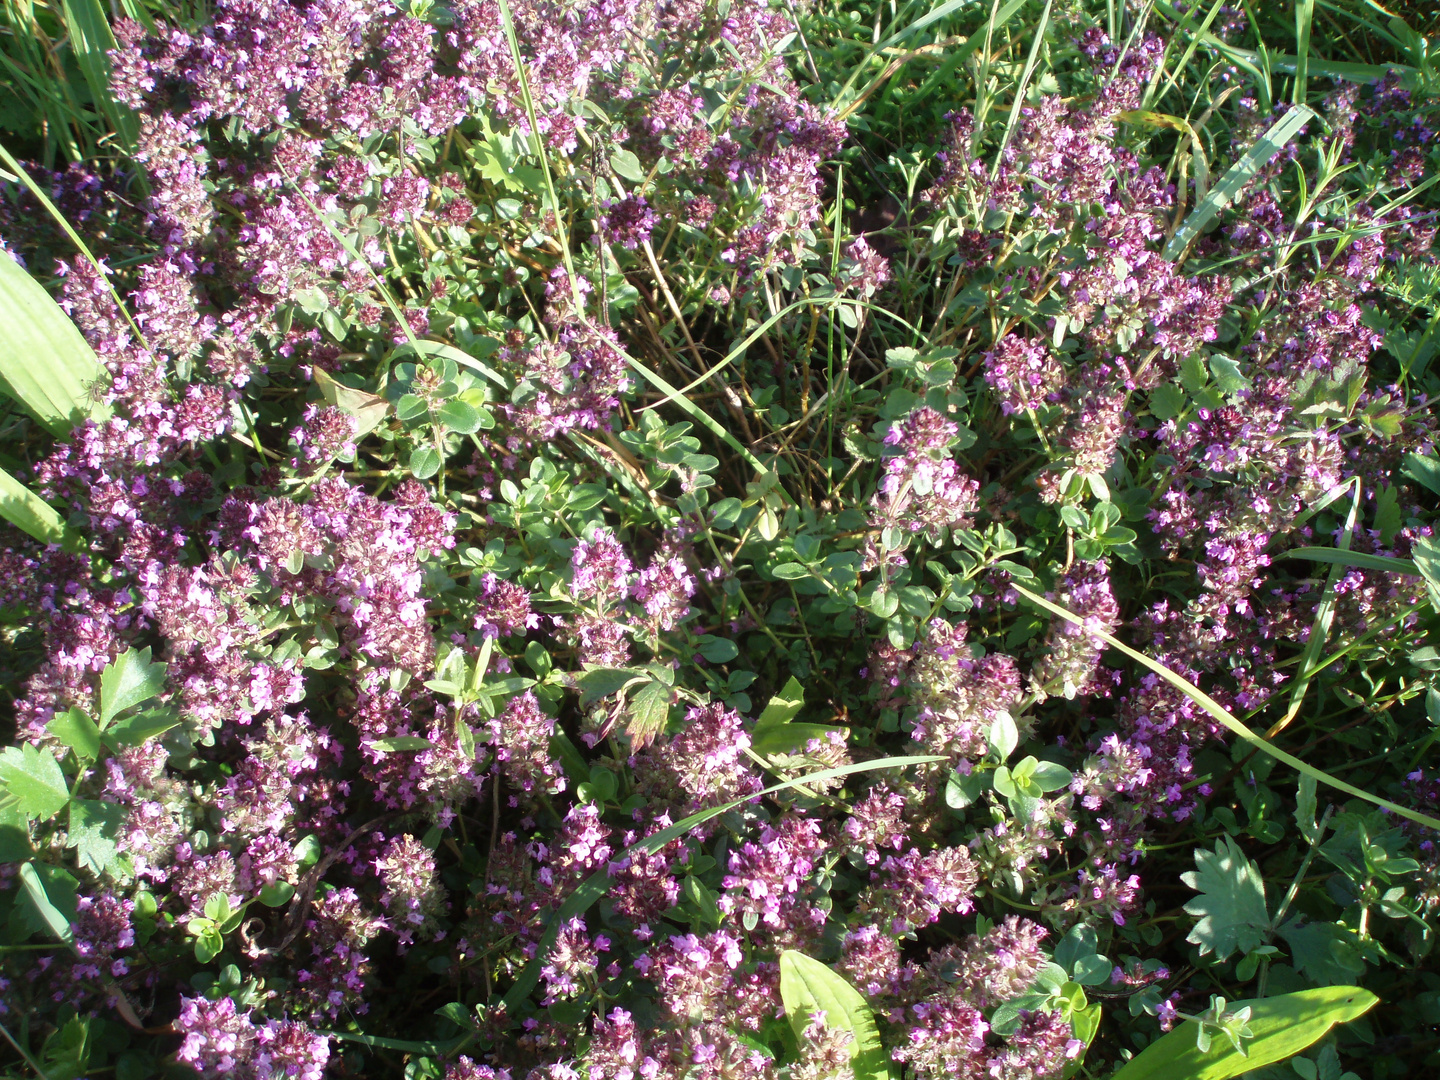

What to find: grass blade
left=1012, top=583, right=1440, bottom=831
left=1284, top=547, right=1420, bottom=576
left=1274, top=479, right=1359, bottom=735
left=499, top=754, right=946, bottom=1010
left=1163, top=104, right=1314, bottom=261
left=0, top=248, right=108, bottom=435
left=992, top=0, right=1053, bottom=171
left=61, top=0, right=140, bottom=153
left=1294, top=0, right=1314, bottom=106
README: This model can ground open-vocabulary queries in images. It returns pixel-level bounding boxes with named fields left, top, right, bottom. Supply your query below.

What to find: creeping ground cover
left=9, top=0, right=1440, bottom=1076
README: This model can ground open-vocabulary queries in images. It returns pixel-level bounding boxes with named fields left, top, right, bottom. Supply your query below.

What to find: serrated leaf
left=99, top=648, right=168, bottom=728
left=779, top=951, right=888, bottom=1080
left=68, top=799, right=130, bottom=879
left=1278, top=920, right=1367, bottom=985
left=0, top=744, right=70, bottom=821
left=1110, top=986, right=1376, bottom=1080
left=1182, top=836, right=1271, bottom=960
left=626, top=680, right=671, bottom=748
left=46, top=708, right=101, bottom=761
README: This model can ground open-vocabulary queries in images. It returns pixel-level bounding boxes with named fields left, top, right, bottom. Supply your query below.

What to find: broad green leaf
left=1183, top=836, right=1270, bottom=960
left=1402, top=451, right=1440, bottom=496
left=1109, top=986, right=1377, bottom=1080
left=61, top=0, right=139, bottom=152
left=0, top=465, right=82, bottom=551
left=1278, top=920, right=1367, bottom=985
left=0, top=241, right=107, bottom=435
left=609, top=149, right=647, bottom=183
left=779, top=951, right=888, bottom=1080
left=1164, top=106, right=1315, bottom=260
left=0, top=743, right=70, bottom=821
left=99, top=647, right=168, bottom=728
left=0, top=803, right=31, bottom=862
left=18, top=860, right=76, bottom=945
left=436, top=399, right=483, bottom=434
left=46, top=707, right=100, bottom=761
left=371, top=736, right=435, bottom=752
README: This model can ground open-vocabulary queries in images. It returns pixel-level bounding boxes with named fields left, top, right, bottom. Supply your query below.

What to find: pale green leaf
left=1182, top=836, right=1271, bottom=960
left=61, top=0, right=139, bottom=152
left=0, top=463, right=82, bottom=551
left=0, top=244, right=107, bottom=435
left=1110, top=986, right=1377, bottom=1080
left=99, top=647, right=168, bottom=728
left=18, top=861, right=76, bottom=945
left=779, top=951, right=889, bottom=1080
left=0, top=744, right=70, bottom=821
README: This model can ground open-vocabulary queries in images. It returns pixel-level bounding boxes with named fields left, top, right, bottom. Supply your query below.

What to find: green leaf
left=778, top=951, right=889, bottom=1080
left=1149, top=382, right=1187, bottom=421
left=1278, top=920, right=1367, bottom=985
left=1164, top=105, right=1315, bottom=260
left=1402, top=452, right=1440, bottom=496
left=61, top=0, right=139, bottom=152
left=371, top=736, right=435, bottom=752
left=0, top=744, right=70, bottom=821
left=756, top=676, right=805, bottom=729
left=0, top=464, right=82, bottom=551
left=1209, top=356, right=1250, bottom=395
left=436, top=399, right=483, bottom=434
left=1182, top=836, right=1271, bottom=960
left=697, top=636, right=739, bottom=664
left=259, top=881, right=296, bottom=907
left=102, top=707, right=182, bottom=749
left=409, top=443, right=442, bottom=479
left=609, top=149, right=647, bottom=183
left=99, top=647, right=168, bottom=728
left=46, top=708, right=100, bottom=761
left=770, top=562, right=812, bottom=581
left=0, top=803, right=31, bottom=862
left=753, top=723, right=844, bottom=756
left=1285, top=546, right=1419, bottom=576
left=313, top=367, right=391, bottom=437
left=68, top=798, right=130, bottom=879
left=0, top=244, right=108, bottom=435
left=626, top=680, right=672, bottom=747
left=18, top=860, right=76, bottom=945
left=1109, top=986, right=1377, bottom=1080
left=575, top=666, right=644, bottom=706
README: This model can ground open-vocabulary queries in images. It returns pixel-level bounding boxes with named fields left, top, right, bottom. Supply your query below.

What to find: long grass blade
left=0, top=248, right=108, bottom=435
left=61, top=0, right=140, bottom=153
left=1274, top=479, right=1360, bottom=735
left=1162, top=104, right=1314, bottom=261
left=499, top=754, right=946, bottom=1009
left=1012, top=583, right=1440, bottom=831
left=0, top=465, right=81, bottom=551
left=992, top=0, right=1053, bottom=172
left=1284, top=547, right=1420, bottom=576
left=1294, top=0, right=1314, bottom=106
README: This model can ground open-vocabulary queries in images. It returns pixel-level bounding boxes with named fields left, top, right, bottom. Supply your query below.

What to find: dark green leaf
left=68, top=798, right=130, bottom=879
left=103, top=708, right=183, bottom=749
left=437, top=400, right=483, bottom=434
